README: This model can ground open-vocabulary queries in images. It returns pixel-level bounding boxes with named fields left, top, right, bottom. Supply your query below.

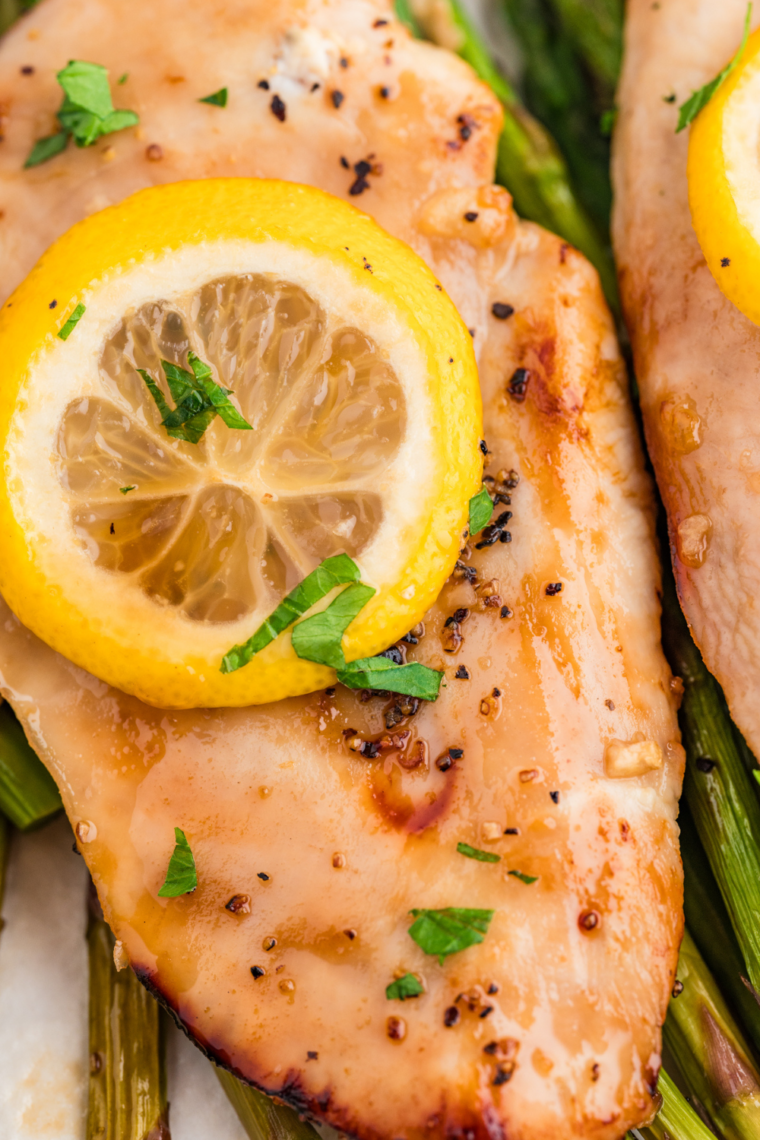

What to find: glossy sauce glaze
left=0, top=0, right=682, bottom=1137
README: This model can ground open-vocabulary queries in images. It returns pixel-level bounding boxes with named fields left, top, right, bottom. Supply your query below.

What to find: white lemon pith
left=688, top=25, right=760, bottom=324
left=0, top=180, right=482, bottom=708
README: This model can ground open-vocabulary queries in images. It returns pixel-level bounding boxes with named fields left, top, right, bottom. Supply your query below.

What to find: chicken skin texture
left=0, top=1, right=682, bottom=1138
left=612, top=0, right=760, bottom=757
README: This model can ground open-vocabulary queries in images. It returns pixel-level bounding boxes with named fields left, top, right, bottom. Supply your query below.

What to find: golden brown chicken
left=0, top=0, right=683, bottom=1137
left=612, top=0, right=760, bottom=757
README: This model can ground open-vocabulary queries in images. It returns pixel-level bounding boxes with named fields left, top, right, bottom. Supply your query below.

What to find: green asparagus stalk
left=680, top=803, right=760, bottom=1055
left=632, top=1070, right=718, bottom=1140
left=214, top=1066, right=319, bottom=1140
left=402, top=0, right=618, bottom=308
left=543, top=0, right=622, bottom=97
left=87, top=891, right=169, bottom=1140
left=393, top=0, right=422, bottom=37
left=0, top=702, right=62, bottom=831
left=664, top=929, right=760, bottom=1138
left=662, top=584, right=760, bottom=994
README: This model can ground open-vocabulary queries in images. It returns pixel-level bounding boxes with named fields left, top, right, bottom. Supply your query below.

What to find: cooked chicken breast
left=612, top=0, right=760, bottom=755
left=0, top=0, right=683, bottom=1137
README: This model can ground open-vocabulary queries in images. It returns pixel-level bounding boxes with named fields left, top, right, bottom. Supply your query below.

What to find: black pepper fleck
left=492, top=302, right=514, bottom=320
left=331, top=90, right=345, bottom=109
left=504, top=827, right=519, bottom=835
left=251, top=966, right=266, bottom=979
left=455, top=665, right=470, bottom=679
left=257, top=872, right=270, bottom=881
left=500, top=606, right=513, bottom=619
left=257, top=79, right=270, bottom=90
left=487, top=982, right=499, bottom=995
left=696, top=757, right=715, bottom=773
left=340, top=155, right=350, bottom=169
left=545, top=582, right=563, bottom=596
left=663, top=92, right=676, bottom=102
left=672, top=980, right=684, bottom=998
left=507, top=367, right=530, bottom=401
left=492, top=687, right=501, bottom=698
left=493, top=1067, right=512, bottom=1086
left=479, top=1006, right=494, bottom=1019
left=340, top=56, right=349, bottom=68
left=721, top=257, right=731, bottom=267
left=449, top=748, right=464, bottom=759
left=307, top=1050, right=319, bottom=1059
left=373, top=17, right=389, bottom=26
left=270, top=94, right=286, bottom=121
left=550, top=791, right=559, bottom=804
left=479, top=439, right=488, bottom=455
left=443, top=1006, right=460, bottom=1027
left=20, top=65, right=34, bottom=75
left=464, top=211, right=479, bottom=222
left=109, top=523, right=115, bottom=535
left=379, top=86, right=391, bottom=98
left=49, top=299, right=57, bottom=309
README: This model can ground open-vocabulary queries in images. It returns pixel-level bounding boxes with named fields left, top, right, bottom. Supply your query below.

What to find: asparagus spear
left=87, top=890, right=169, bottom=1140
left=664, top=928, right=760, bottom=1138
left=214, top=1066, right=320, bottom=1140
left=401, top=0, right=618, bottom=308
left=680, top=803, right=760, bottom=1054
left=631, top=1070, right=718, bottom=1140
left=544, top=0, right=622, bottom=98
left=0, top=702, right=62, bottom=831
left=662, top=584, right=760, bottom=994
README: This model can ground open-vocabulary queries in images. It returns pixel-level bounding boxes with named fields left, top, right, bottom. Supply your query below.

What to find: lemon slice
left=0, top=179, right=481, bottom=708
left=688, top=23, right=760, bottom=324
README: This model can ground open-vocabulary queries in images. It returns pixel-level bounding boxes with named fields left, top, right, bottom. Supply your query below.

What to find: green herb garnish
left=468, top=486, right=494, bottom=535
left=57, top=303, right=86, bottom=340
left=221, top=554, right=361, bottom=673
left=386, top=973, right=424, bottom=1001
left=291, top=582, right=376, bottom=669
left=337, top=656, right=442, bottom=701
left=199, top=87, right=228, bottom=107
left=407, top=907, right=494, bottom=963
left=600, top=107, right=618, bottom=137
left=119, top=485, right=136, bottom=495
left=140, top=351, right=252, bottom=445
left=25, top=60, right=139, bottom=167
left=508, top=869, right=538, bottom=885
left=158, top=827, right=197, bottom=897
left=676, top=4, right=751, bottom=132
left=117, top=73, right=128, bottom=85
left=457, top=842, right=501, bottom=863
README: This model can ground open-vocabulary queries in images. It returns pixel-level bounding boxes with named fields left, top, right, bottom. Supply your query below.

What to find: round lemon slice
left=688, top=24, right=760, bottom=324
left=0, top=180, right=481, bottom=708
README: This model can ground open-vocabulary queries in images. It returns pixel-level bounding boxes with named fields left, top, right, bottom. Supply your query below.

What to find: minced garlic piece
left=605, top=738, right=663, bottom=778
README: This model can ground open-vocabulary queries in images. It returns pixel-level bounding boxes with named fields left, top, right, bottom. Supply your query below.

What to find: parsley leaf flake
left=468, top=486, right=494, bottom=535
left=158, top=827, right=198, bottom=897
left=199, top=87, right=228, bottom=107
left=457, top=842, right=501, bottom=863
left=386, top=973, right=424, bottom=1000
left=677, top=4, right=751, bottom=132
left=408, top=907, right=494, bottom=963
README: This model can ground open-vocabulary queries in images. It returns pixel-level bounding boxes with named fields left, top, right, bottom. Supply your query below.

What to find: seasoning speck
left=579, top=910, right=600, bottom=932
left=500, top=605, right=513, bottom=619
left=605, top=699, right=615, bottom=710
left=258, top=79, right=270, bottom=90
left=49, top=299, right=57, bottom=309
left=331, top=90, right=345, bottom=109
left=549, top=790, right=560, bottom=804
left=340, top=56, right=349, bottom=68
left=263, top=936, right=277, bottom=951
left=146, top=144, right=163, bottom=162
left=271, top=94, right=286, bottom=121
left=479, top=1005, right=494, bottom=1019
left=503, top=827, right=519, bottom=835
left=333, top=852, right=346, bottom=868
left=344, top=928, right=357, bottom=940
left=696, top=757, right=715, bottom=773
left=373, top=17, right=389, bottom=25
left=307, top=1050, right=318, bottom=1059
left=545, top=582, right=563, bottom=596
left=443, top=1006, right=460, bottom=1027
left=225, top=894, right=251, bottom=914
left=250, top=965, right=265, bottom=979
left=21, top=65, right=34, bottom=75
left=493, top=1067, right=512, bottom=1086
left=257, top=872, right=270, bottom=881
left=387, top=1016, right=407, bottom=1040
left=340, top=155, right=350, bottom=169
left=721, top=257, right=730, bottom=267
left=507, top=367, right=529, bottom=401
left=379, top=86, right=390, bottom=98
left=672, top=980, right=684, bottom=998
left=492, top=302, right=515, bottom=320
left=464, top=211, right=479, bottom=222
left=455, top=665, right=470, bottom=679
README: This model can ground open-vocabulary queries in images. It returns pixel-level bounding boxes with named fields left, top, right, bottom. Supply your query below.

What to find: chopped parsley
left=677, top=4, right=751, bottom=132
left=508, top=869, right=538, bottom=885
left=199, top=87, right=228, bottom=107
left=408, top=907, right=494, bottom=964
left=222, top=555, right=444, bottom=699
left=221, top=554, right=361, bottom=673
left=119, top=485, right=136, bottom=495
left=291, top=582, right=376, bottom=669
left=468, top=486, right=494, bottom=535
left=56, top=303, right=86, bottom=340
left=457, top=842, right=501, bottom=864
left=386, top=973, right=424, bottom=1001
left=25, top=60, right=139, bottom=168
left=337, top=656, right=442, bottom=701
left=140, top=351, right=251, bottom=445
left=158, top=827, right=197, bottom=897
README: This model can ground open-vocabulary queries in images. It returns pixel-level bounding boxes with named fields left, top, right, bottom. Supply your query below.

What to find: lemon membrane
left=688, top=24, right=760, bottom=325
left=0, top=180, right=482, bottom=708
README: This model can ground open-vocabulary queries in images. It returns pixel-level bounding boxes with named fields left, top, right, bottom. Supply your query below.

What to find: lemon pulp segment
left=0, top=180, right=482, bottom=708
